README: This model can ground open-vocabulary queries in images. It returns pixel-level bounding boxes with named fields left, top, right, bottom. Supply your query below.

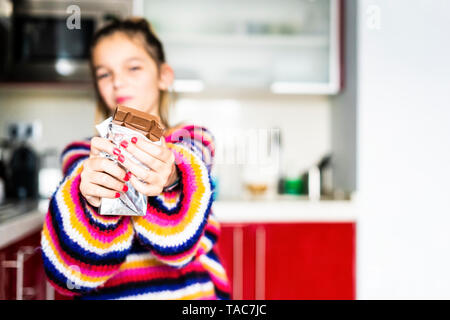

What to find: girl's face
left=92, top=31, right=173, bottom=118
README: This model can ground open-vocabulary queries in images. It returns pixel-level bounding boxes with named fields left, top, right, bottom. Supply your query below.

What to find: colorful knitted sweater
left=40, top=125, right=231, bottom=300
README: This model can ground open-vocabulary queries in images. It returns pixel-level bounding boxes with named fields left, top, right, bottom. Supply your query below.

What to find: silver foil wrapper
left=95, top=117, right=162, bottom=216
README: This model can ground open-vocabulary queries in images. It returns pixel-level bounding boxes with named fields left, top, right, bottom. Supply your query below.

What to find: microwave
left=1, top=0, right=132, bottom=82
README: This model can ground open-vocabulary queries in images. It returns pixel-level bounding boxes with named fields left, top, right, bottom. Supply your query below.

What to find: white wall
left=357, top=0, right=450, bottom=299
left=168, top=94, right=331, bottom=199
left=171, top=94, right=331, bottom=170
left=0, top=88, right=97, bottom=153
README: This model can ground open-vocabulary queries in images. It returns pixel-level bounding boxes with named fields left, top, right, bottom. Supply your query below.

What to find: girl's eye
left=129, top=66, right=141, bottom=71
left=97, top=73, right=110, bottom=80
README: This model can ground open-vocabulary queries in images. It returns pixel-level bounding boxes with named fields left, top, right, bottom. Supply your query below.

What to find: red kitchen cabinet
left=218, top=224, right=257, bottom=300
left=217, top=222, right=356, bottom=300
left=263, top=223, right=355, bottom=299
left=0, top=230, right=47, bottom=300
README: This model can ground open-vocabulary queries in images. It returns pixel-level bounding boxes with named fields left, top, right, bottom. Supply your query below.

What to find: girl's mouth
left=116, top=96, right=132, bottom=104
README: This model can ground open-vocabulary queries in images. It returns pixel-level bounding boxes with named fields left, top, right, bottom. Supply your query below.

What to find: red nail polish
left=122, top=185, right=128, bottom=192
left=131, top=137, right=137, bottom=144
left=124, top=173, right=130, bottom=181
left=120, top=140, right=128, bottom=148
left=115, top=192, right=120, bottom=198
left=113, top=148, right=121, bottom=156
left=118, top=154, right=125, bottom=163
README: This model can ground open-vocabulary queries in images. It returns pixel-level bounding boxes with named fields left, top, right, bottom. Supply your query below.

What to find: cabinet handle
left=0, top=252, right=6, bottom=299
left=1, top=246, right=38, bottom=300
left=232, top=226, right=243, bottom=300
left=46, top=282, right=55, bottom=300
left=255, top=226, right=266, bottom=300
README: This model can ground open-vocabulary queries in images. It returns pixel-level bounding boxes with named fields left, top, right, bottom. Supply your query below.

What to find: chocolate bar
left=112, top=105, right=165, bottom=142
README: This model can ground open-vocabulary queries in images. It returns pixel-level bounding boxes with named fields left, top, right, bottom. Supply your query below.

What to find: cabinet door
left=218, top=222, right=355, bottom=300
left=216, top=224, right=234, bottom=297
left=143, top=0, right=342, bottom=94
left=263, top=222, right=355, bottom=299
left=0, top=231, right=47, bottom=300
left=217, top=223, right=257, bottom=300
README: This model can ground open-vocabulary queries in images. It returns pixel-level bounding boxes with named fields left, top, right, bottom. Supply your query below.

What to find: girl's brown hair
left=89, top=17, right=172, bottom=129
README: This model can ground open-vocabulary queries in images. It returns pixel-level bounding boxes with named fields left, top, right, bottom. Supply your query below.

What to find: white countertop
left=0, top=197, right=357, bottom=249
left=0, top=206, right=47, bottom=249
left=213, top=198, right=357, bottom=223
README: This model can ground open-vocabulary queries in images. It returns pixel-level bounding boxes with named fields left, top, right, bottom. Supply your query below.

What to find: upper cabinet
left=142, top=0, right=342, bottom=94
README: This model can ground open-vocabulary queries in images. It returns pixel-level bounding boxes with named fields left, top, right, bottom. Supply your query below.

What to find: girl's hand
left=80, top=137, right=128, bottom=207
left=118, top=136, right=178, bottom=197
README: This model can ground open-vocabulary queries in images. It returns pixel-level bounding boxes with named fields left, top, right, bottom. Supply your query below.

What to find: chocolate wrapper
left=95, top=117, right=162, bottom=216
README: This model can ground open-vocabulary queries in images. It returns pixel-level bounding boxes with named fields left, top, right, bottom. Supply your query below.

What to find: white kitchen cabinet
left=141, top=0, right=342, bottom=94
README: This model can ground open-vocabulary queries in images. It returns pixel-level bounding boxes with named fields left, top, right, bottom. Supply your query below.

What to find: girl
left=40, top=17, right=231, bottom=300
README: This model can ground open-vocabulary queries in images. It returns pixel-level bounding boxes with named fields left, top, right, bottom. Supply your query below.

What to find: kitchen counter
left=0, top=200, right=48, bottom=249
left=0, top=197, right=357, bottom=249
left=213, top=196, right=357, bottom=223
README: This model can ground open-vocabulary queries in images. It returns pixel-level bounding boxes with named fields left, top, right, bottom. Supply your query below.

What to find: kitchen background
left=1, top=0, right=450, bottom=300
left=0, top=0, right=341, bottom=201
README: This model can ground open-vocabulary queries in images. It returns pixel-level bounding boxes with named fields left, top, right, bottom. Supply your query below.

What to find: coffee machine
left=5, top=123, right=39, bottom=200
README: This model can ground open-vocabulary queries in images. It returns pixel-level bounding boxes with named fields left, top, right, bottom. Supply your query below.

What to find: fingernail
left=122, top=185, right=128, bottom=192
left=124, top=173, right=130, bottom=181
left=113, top=147, right=121, bottom=156
left=115, top=192, right=120, bottom=198
left=118, top=154, right=125, bottom=163
left=120, top=140, right=128, bottom=148
left=131, top=136, right=137, bottom=144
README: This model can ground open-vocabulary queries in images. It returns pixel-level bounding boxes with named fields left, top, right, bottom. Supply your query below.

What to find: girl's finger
left=121, top=140, right=165, bottom=172
left=129, top=175, right=163, bottom=197
left=90, top=171, right=128, bottom=193
left=81, top=181, right=121, bottom=199
left=90, top=136, right=120, bottom=157
left=128, top=136, right=172, bottom=163
left=90, top=157, right=127, bottom=182
left=85, top=195, right=101, bottom=208
left=116, top=154, right=160, bottom=183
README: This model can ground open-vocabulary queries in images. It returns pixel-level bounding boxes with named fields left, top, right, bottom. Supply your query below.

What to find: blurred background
left=0, top=0, right=449, bottom=300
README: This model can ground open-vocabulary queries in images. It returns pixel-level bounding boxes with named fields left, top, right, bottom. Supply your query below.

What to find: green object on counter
left=284, top=178, right=303, bottom=195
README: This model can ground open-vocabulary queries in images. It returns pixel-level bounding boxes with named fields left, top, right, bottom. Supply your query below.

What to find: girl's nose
left=112, top=73, right=125, bottom=89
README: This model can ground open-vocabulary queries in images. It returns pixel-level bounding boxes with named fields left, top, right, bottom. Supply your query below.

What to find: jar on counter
left=38, top=148, right=62, bottom=199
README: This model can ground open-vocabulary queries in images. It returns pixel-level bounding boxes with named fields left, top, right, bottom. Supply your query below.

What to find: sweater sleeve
left=131, top=125, right=216, bottom=268
left=40, top=141, right=135, bottom=297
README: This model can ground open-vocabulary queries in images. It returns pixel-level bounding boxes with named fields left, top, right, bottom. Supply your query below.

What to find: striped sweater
left=40, top=124, right=231, bottom=300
